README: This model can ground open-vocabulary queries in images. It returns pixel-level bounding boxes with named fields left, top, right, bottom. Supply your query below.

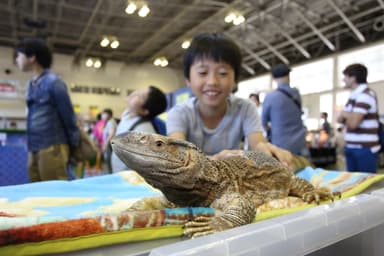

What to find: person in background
left=337, top=63, right=380, bottom=173
left=249, top=93, right=262, bottom=118
left=111, top=85, right=167, bottom=172
left=262, top=63, right=308, bottom=157
left=101, top=108, right=117, bottom=174
left=320, top=112, right=331, bottom=136
left=15, top=38, right=80, bottom=181
left=166, top=32, right=292, bottom=166
left=93, top=113, right=105, bottom=150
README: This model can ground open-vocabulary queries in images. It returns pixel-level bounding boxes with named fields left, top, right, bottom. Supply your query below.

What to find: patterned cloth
left=0, top=169, right=383, bottom=254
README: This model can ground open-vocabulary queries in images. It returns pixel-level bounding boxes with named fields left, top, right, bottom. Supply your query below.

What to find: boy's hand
left=255, top=142, right=292, bottom=167
left=209, top=149, right=243, bottom=160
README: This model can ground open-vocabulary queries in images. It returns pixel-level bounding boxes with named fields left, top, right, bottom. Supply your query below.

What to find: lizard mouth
left=112, top=142, right=187, bottom=171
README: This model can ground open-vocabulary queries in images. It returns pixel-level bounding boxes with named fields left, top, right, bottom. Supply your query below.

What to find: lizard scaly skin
left=111, top=131, right=339, bottom=238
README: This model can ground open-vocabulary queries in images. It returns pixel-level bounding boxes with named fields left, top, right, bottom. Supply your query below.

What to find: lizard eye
left=155, top=140, right=164, bottom=147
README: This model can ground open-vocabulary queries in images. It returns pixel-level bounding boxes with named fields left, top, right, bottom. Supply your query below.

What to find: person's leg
left=28, top=152, right=41, bottom=182
left=356, top=148, right=378, bottom=173
left=344, top=147, right=358, bottom=172
left=38, top=144, right=70, bottom=180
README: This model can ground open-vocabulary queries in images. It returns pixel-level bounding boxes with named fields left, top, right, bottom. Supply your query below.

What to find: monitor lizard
left=111, top=131, right=340, bottom=238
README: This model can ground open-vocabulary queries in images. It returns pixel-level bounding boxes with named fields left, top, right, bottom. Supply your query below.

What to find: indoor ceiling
left=0, top=0, right=383, bottom=80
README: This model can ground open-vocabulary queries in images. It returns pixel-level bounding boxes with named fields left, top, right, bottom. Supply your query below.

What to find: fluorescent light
left=93, top=60, right=102, bottom=68
left=181, top=40, right=190, bottom=49
left=138, top=5, right=150, bottom=17
left=224, top=13, right=236, bottom=23
left=110, top=40, right=119, bottom=49
left=233, top=15, right=245, bottom=25
left=85, top=58, right=93, bottom=67
left=100, top=37, right=110, bottom=47
left=125, top=3, right=136, bottom=14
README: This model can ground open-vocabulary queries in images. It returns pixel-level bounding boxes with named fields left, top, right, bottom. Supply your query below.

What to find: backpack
left=130, top=117, right=167, bottom=135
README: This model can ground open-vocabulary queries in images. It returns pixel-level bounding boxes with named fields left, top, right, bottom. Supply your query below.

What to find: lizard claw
left=183, top=216, right=216, bottom=238
left=302, top=188, right=341, bottom=204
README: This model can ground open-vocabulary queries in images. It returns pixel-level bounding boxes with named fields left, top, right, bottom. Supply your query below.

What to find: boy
left=111, top=85, right=167, bottom=172
left=166, top=33, right=291, bottom=164
left=15, top=38, right=80, bottom=181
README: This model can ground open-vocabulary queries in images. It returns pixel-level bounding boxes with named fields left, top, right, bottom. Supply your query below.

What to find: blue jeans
left=344, top=147, right=378, bottom=173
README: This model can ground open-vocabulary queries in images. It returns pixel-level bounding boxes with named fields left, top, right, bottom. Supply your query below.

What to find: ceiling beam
left=326, top=0, right=365, bottom=42
left=130, top=0, right=203, bottom=58
left=241, top=63, right=256, bottom=75
left=266, top=15, right=311, bottom=59
left=77, top=0, right=104, bottom=43
left=247, top=24, right=290, bottom=64
left=51, top=0, right=64, bottom=42
left=8, top=0, right=17, bottom=41
left=378, top=0, right=384, bottom=9
left=225, top=32, right=271, bottom=70
left=146, top=0, right=242, bottom=62
left=290, top=3, right=336, bottom=51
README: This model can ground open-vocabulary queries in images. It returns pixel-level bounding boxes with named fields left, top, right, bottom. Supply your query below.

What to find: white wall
left=0, top=46, right=184, bottom=123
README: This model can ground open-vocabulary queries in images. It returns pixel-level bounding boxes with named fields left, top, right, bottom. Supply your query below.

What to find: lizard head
left=111, top=131, right=206, bottom=192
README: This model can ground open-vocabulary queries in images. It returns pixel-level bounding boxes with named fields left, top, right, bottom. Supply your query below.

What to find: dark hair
left=342, top=63, right=367, bottom=84
left=16, top=38, right=52, bottom=68
left=183, top=33, right=242, bottom=82
left=249, top=93, right=260, bottom=101
left=321, top=112, right=328, bottom=119
left=103, top=108, right=113, bottom=118
left=143, top=86, right=167, bottom=118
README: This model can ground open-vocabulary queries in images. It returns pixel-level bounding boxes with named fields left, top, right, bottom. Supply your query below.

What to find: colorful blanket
left=0, top=168, right=383, bottom=255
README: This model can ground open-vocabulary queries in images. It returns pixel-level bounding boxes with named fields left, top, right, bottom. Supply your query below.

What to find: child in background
left=111, top=85, right=167, bottom=172
left=166, top=33, right=292, bottom=165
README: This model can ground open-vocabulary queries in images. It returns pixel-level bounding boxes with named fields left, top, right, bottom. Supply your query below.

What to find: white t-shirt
left=166, top=95, right=262, bottom=155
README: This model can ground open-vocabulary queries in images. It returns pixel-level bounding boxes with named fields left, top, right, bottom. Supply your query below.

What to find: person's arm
left=247, top=131, right=292, bottom=166
left=337, top=111, right=364, bottom=130
left=51, top=78, right=80, bottom=147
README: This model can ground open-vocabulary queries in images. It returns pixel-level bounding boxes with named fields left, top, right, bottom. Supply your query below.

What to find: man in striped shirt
left=337, top=63, right=380, bottom=173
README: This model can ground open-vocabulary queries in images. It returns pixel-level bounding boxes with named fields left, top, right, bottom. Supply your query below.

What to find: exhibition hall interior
left=1, top=0, right=384, bottom=255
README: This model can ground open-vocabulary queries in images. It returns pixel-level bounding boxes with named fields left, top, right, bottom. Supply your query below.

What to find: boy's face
left=15, top=52, right=33, bottom=72
left=125, top=87, right=150, bottom=116
left=186, top=58, right=235, bottom=108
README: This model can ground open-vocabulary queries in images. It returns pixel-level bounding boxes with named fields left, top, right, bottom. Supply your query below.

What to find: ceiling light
left=93, top=60, right=102, bottom=68
left=153, top=58, right=162, bottom=66
left=125, top=2, right=137, bottom=14
left=181, top=40, right=191, bottom=49
left=138, top=5, right=150, bottom=17
left=160, top=58, right=168, bottom=67
left=224, top=13, right=236, bottom=23
left=100, top=37, right=110, bottom=47
left=233, top=15, right=245, bottom=25
left=85, top=58, right=93, bottom=67
left=110, top=40, right=120, bottom=49
left=225, top=12, right=246, bottom=26
left=154, top=57, right=168, bottom=67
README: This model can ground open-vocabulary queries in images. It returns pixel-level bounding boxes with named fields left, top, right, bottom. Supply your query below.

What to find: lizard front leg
left=289, top=176, right=341, bottom=204
left=127, top=195, right=177, bottom=211
left=183, top=193, right=255, bottom=238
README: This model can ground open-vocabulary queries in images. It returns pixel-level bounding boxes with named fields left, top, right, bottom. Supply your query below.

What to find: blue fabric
left=344, top=147, right=378, bottom=173
left=261, top=84, right=307, bottom=155
left=26, top=71, right=80, bottom=151
left=0, top=173, right=160, bottom=219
